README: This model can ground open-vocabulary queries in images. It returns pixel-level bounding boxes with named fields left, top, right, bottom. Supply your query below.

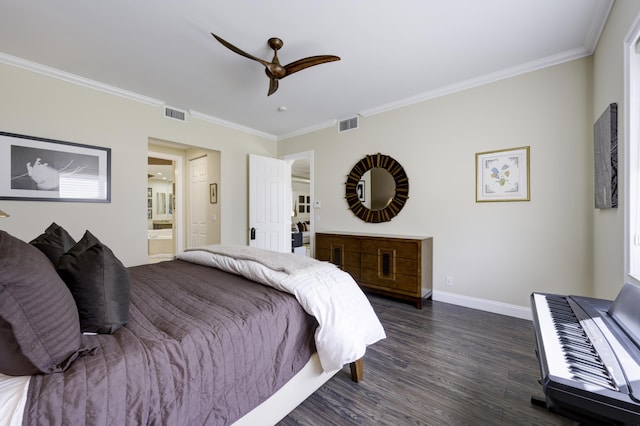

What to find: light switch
left=314, top=200, right=321, bottom=208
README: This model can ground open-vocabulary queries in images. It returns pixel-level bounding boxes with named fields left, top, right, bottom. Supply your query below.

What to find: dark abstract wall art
left=594, top=103, right=618, bottom=209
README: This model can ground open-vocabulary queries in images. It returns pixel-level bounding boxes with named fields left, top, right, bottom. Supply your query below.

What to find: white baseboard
left=432, top=290, right=532, bottom=321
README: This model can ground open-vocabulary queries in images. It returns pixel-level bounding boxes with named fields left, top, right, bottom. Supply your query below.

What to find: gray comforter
left=23, top=260, right=317, bottom=425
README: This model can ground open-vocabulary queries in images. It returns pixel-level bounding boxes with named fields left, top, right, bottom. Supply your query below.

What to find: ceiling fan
left=211, top=33, right=340, bottom=96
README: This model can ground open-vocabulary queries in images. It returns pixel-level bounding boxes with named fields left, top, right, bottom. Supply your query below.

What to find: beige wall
left=0, top=62, right=276, bottom=266
left=592, top=0, right=640, bottom=300
left=280, top=58, right=594, bottom=309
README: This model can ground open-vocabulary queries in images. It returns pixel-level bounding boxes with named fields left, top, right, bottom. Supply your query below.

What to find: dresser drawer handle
left=382, top=253, right=390, bottom=276
left=332, top=247, right=342, bottom=268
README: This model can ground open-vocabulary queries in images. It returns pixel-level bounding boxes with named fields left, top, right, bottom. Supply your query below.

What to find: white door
left=189, top=156, right=208, bottom=248
left=249, top=154, right=290, bottom=252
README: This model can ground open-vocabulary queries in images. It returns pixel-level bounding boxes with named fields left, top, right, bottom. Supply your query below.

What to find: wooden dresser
left=315, top=232, right=432, bottom=308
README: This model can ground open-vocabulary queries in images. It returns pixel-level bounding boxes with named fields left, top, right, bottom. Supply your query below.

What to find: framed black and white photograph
left=0, top=131, right=111, bottom=202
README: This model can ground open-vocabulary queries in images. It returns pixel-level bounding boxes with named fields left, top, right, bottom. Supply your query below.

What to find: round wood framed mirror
left=345, top=153, right=409, bottom=223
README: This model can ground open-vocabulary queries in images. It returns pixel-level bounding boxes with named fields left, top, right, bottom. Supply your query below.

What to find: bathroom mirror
left=345, top=153, right=409, bottom=223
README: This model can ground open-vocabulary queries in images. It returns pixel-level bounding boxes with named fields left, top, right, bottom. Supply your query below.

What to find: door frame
left=148, top=150, right=184, bottom=254
left=280, top=150, right=314, bottom=257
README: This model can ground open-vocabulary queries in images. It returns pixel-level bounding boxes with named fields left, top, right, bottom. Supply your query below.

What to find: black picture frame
left=1, top=131, right=111, bottom=202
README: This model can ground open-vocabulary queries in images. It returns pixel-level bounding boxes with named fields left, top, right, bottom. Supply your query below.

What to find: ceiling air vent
left=164, top=106, right=186, bottom=122
left=339, top=116, right=358, bottom=133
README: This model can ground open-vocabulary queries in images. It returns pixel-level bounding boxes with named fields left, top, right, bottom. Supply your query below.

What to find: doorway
left=147, top=153, right=182, bottom=263
left=282, top=151, right=314, bottom=257
left=147, top=140, right=221, bottom=261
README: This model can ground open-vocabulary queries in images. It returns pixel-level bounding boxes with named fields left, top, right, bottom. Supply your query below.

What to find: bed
left=0, top=226, right=385, bottom=425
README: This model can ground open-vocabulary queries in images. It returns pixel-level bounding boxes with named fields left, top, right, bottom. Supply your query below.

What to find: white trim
left=231, top=353, right=338, bottom=426
left=624, top=11, right=640, bottom=287
left=584, top=0, right=615, bottom=54
left=359, top=47, right=591, bottom=119
left=0, top=52, right=165, bottom=107
left=0, top=52, right=277, bottom=141
left=278, top=119, right=337, bottom=141
left=1, top=0, right=614, bottom=143
left=432, top=290, right=532, bottom=321
left=189, top=109, right=277, bottom=141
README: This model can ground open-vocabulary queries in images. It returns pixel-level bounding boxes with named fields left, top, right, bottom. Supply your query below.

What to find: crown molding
left=188, top=110, right=277, bottom=141
left=584, top=0, right=614, bottom=54
left=0, top=52, right=278, bottom=141
left=359, top=47, right=591, bottom=118
left=2, top=0, right=613, bottom=143
left=278, top=119, right=337, bottom=141
left=0, top=52, right=165, bottom=107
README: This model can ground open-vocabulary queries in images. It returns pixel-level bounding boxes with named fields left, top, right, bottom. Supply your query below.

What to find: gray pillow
left=0, top=230, right=82, bottom=375
left=58, top=230, right=130, bottom=334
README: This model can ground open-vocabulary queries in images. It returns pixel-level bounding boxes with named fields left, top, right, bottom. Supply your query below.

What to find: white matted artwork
left=476, top=146, right=530, bottom=202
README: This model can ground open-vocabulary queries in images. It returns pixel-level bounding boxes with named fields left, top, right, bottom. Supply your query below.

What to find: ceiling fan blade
left=284, top=55, right=340, bottom=76
left=267, top=78, right=279, bottom=96
left=211, top=33, right=268, bottom=66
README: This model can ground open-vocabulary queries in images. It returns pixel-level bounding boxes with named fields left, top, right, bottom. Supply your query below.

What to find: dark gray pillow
left=58, top=230, right=130, bottom=334
left=30, top=222, right=76, bottom=265
left=0, top=230, right=82, bottom=375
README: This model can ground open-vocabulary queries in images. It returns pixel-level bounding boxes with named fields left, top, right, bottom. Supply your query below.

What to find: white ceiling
left=0, top=0, right=613, bottom=141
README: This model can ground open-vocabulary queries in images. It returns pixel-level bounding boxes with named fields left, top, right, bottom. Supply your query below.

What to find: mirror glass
left=147, top=157, right=174, bottom=229
left=345, top=153, right=409, bottom=223
left=361, top=168, right=396, bottom=211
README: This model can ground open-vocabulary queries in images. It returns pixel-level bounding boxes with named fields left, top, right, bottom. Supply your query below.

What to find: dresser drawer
left=316, top=234, right=361, bottom=272
left=360, top=239, right=419, bottom=259
left=361, top=253, right=418, bottom=275
left=316, top=234, right=360, bottom=252
left=360, top=270, right=420, bottom=295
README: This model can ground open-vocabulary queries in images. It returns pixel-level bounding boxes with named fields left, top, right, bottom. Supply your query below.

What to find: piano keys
left=531, top=283, right=640, bottom=424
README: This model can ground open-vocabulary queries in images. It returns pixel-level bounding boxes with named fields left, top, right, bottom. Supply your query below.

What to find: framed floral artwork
left=476, top=146, right=529, bottom=202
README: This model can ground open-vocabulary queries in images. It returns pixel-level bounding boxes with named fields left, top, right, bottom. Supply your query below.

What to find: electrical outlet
left=446, top=276, right=454, bottom=286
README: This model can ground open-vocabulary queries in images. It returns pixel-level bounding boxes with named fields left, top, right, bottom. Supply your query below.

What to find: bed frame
left=233, top=357, right=363, bottom=425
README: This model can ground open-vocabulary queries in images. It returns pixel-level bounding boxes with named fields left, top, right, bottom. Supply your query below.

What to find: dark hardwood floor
left=279, top=294, right=575, bottom=426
